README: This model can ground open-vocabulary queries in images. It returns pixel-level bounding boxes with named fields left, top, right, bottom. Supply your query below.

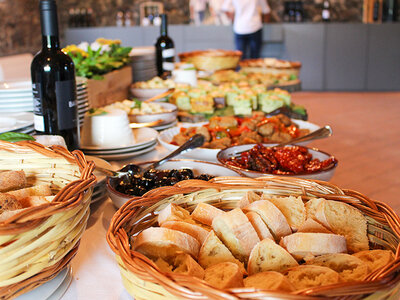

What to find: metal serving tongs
left=95, top=134, right=205, bottom=179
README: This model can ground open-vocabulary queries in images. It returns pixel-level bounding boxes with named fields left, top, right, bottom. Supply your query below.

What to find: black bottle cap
left=39, top=0, right=59, bottom=37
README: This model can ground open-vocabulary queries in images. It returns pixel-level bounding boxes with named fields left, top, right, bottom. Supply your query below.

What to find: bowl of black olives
left=106, top=159, right=242, bottom=208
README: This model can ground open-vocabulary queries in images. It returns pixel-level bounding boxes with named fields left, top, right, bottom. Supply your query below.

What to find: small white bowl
left=128, top=102, right=177, bottom=125
left=106, top=159, right=243, bottom=208
left=217, top=144, right=338, bottom=181
left=130, top=87, right=169, bottom=101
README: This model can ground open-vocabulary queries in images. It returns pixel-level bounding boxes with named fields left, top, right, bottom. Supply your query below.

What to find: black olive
left=120, top=164, right=140, bottom=175
left=168, top=169, right=181, bottom=178
left=196, top=174, right=215, bottom=181
left=143, top=169, right=158, bottom=179
left=177, top=169, right=194, bottom=180
left=137, top=177, right=154, bottom=190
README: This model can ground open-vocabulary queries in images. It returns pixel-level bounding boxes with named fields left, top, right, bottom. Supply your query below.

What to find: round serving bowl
left=106, top=159, right=242, bottom=208
left=217, top=144, right=338, bottom=181
left=130, top=87, right=169, bottom=101
left=128, top=102, right=177, bottom=125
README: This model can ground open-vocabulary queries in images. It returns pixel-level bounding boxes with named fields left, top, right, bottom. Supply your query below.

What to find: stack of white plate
left=87, top=156, right=112, bottom=203
left=130, top=46, right=158, bottom=83
left=76, top=77, right=89, bottom=127
left=0, top=112, right=34, bottom=135
left=0, top=80, right=33, bottom=112
left=80, top=127, right=159, bottom=160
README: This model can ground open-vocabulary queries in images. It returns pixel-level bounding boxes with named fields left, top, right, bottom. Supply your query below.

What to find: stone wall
left=0, top=0, right=397, bottom=56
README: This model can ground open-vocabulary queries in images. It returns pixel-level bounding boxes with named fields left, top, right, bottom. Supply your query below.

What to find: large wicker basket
left=178, top=50, right=242, bottom=72
left=0, top=140, right=96, bottom=299
left=107, top=177, right=400, bottom=300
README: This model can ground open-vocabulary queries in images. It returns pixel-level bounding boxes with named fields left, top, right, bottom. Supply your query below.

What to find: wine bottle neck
left=40, top=0, right=60, bottom=49
left=160, top=14, right=168, bottom=36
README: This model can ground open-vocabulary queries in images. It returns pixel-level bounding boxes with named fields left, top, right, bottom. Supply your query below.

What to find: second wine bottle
left=155, top=14, right=175, bottom=78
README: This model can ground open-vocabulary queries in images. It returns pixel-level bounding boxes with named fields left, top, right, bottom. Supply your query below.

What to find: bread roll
left=353, top=250, right=394, bottom=273
left=161, top=220, right=209, bottom=244
left=157, top=203, right=194, bottom=226
left=0, top=193, right=22, bottom=214
left=297, top=218, right=332, bottom=234
left=238, top=191, right=261, bottom=208
left=286, top=265, right=340, bottom=290
left=280, top=232, right=347, bottom=260
left=191, top=202, right=224, bottom=226
left=248, top=239, right=298, bottom=275
left=314, top=200, right=369, bottom=253
left=204, top=262, right=243, bottom=289
left=245, top=211, right=274, bottom=240
left=264, top=195, right=306, bottom=231
left=244, top=271, right=294, bottom=291
left=305, top=253, right=369, bottom=282
left=198, top=230, right=246, bottom=274
left=133, top=227, right=200, bottom=259
left=0, top=170, right=26, bottom=192
left=244, top=200, right=291, bottom=240
left=212, top=208, right=260, bottom=262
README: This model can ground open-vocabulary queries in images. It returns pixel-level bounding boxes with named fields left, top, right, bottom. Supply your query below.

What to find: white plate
left=16, top=266, right=71, bottom=300
left=152, top=120, right=178, bottom=131
left=130, top=87, right=169, bottom=100
left=86, top=155, right=112, bottom=186
left=158, top=120, right=321, bottom=162
left=0, top=102, right=33, bottom=108
left=82, top=141, right=157, bottom=155
left=90, top=143, right=156, bottom=160
left=80, top=127, right=158, bottom=151
left=0, top=98, right=33, bottom=104
left=128, top=102, right=177, bottom=125
left=0, top=107, right=33, bottom=113
left=0, top=80, right=32, bottom=92
left=0, top=112, right=33, bottom=134
left=0, top=92, right=33, bottom=99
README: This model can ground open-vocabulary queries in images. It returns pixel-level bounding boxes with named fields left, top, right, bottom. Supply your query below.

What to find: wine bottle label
left=322, top=10, right=330, bottom=19
left=55, top=80, right=77, bottom=130
left=162, top=48, right=175, bottom=58
left=162, top=62, right=175, bottom=71
left=32, top=83, right=45, bottom=132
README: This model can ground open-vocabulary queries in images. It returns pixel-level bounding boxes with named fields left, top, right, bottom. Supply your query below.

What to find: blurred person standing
left=209, top=0, right=231, bottom=25
left=222, top=0, right=270, bottom=59
left=190, top=0, right=208, bottom=25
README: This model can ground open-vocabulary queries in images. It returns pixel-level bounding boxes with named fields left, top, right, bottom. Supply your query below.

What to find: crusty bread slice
left=297, top=218, right=333, bottom=234
left=153, top=257, right=173, bottom=273
left=204, top=262, right=243, bottom=289
left=305, top=198, right=325, bottom=220
left=305, top=253, right=369, bottom=282
left=264, top=195, right=306, bottom=231
left=8, top=184, right=52, bottom=200
left=191, top=202, right=224, bottom=226
left=0, top=170, right=26, bottom=192
left=198, top=230, right=246, bottom=274
left=161, top=221, right=209, bottom=244
left=173, top=253, right=205, bottom=279
left=286, top=265, right=340, bottom=291
left=0, top=208, right=28, bottom=222
left=353, top=250, right=395, bottom=273
left=157, top=203, right=195, bottom=226
left=212, top=208, right=260, bottom=262
left=244, top=200, right=291, bottom=240
left=133, top=227, right=200, bottom=259
left=314, top=200, right=369, bottom=253
left=18, top=196, right=55, bottom=208
left=280, top=233, right=347, bottom=260
left=248, top=239, right=298, bottom=275
left=244, top=271, right=294, bottom=291
left=0, top=193, right=22, bottom=214
left=238, top=191, right=261, bottom=208
left=245, top=212, right=274, bottom=240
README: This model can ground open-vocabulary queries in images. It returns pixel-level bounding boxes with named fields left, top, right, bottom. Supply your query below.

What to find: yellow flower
left=62, top=45, right=88, bottom=57
left=96, top=38, right=121, bottom=45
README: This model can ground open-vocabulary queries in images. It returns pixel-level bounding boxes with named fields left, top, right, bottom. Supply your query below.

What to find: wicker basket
left=178, top=50, right=242, bottom=72
left=107, top=177, right=400, bottom=300
left=0, top=140, right=96, bottom=299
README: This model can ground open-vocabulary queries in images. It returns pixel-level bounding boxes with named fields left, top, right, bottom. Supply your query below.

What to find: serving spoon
left=95, top=133, right=205, bottom=179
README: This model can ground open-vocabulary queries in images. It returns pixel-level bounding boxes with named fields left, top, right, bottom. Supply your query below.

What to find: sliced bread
left=212, top=208, right=260, bottom=262
left=248, top=239, right=298, bottom=275
left=204, top=262, right=243, bottom=289
left=353, top=249, right=395, bottom=273
left=280, top=232, right=347, bottom=260
left=246, top=211, right=274, bottom=241
left=238, top=191, right=261, bottom=208
left=297, top=218, right=333, bottom=234
left=314, top=200, right=369, bottom=253
left=161, top=221, right=209, bottom=244
left=153, top=257, right=173, bottom=273
left=7, top=184, right=52, bottom=200
left=286, top=265, right=340, bottom=291
left=157, top=203, right=195, bottom=226
left=244, top=271, right=294, bottom=291
left=133, top=227, right=200, bottom=259
left=305, top=253, right=369, bottom=282
left=173, top=253, right=205, bottom=279
left=305, top=198, right=325, bottom=220
left=198, top=230, right=246, bottom=274
left=191, top=202, right=224, bottom=226
left=264, top=195, right=306, bottom=231
left=244, top=200, right=291, bottom=240
left=18, top=195, right=55, bottom=208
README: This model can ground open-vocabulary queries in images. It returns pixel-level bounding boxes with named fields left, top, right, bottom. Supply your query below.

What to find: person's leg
left=198, top=11, right=205, bottom=23
left=234, top=33, right=248, bottom=59
left=249, top=29, right=263, bottom=59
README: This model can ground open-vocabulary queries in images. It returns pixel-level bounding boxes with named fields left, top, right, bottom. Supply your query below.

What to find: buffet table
left=58, top=91, right=400, bottom=300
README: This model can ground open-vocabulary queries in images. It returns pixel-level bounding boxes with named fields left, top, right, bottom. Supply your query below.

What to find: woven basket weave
left=0, top=140, right=96, bottom=299
left=107, top=177, right=400, bottom=300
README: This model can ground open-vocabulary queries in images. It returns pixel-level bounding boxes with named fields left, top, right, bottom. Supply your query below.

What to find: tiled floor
left=294, top=92, right=400, bottom=213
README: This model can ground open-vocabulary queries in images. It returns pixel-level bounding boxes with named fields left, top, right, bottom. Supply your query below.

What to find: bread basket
left=0, top=140, right=96, bottom=299
left=107, top=176, right=400, bottom=300
left=178, top=50, right=242, bottom=72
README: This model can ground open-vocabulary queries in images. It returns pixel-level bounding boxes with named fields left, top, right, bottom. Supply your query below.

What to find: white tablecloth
left=61, top=144, right=183, bottom=300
